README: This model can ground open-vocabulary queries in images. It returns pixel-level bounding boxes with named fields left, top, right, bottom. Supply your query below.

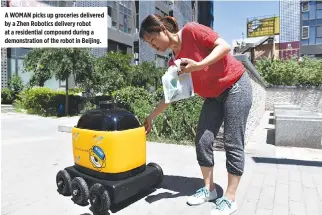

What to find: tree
left=93, top=51, right=133, bottom=95
left=48, top=48, right=95, bottom=115
left=22, top=48, right=95, bottom=115
left=130, top=61, right=165, bottom=90
left=22, top=48, right=52, bottom=87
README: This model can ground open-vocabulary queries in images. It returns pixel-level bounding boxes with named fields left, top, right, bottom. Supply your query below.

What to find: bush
left=1, top=88, right=14, bottom=104
left=112, top=86, right=204, bottom=144
left=255, top=57, right=322, bottom=87
left=14, top=87, right=81, bottom=116
left=8, top=75, right=24, bottom=94
left=2, top=75, right=24, bottom=104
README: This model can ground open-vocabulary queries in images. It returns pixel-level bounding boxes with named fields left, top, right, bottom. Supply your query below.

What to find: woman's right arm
left=148, top=98, right=169, bottom=121
left=145, top=98, right=169, bottom=134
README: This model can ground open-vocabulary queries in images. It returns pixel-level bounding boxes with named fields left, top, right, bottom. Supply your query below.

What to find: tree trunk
left=65, top=79, right=69, bottom=116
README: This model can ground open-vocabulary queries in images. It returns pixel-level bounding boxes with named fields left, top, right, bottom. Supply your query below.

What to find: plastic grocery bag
left=162, top=59, right=195, bottom=104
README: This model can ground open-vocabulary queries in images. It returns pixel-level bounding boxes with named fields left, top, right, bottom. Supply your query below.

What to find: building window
left=317, top=2, right=322, bottom=10
left=317, top=26, right=322, bottom=38
left=302, top=12, right=309, bottom=20
left=309, top=26, right=316, bottom=44
left=317, top=10, right=322, bottom=19
left=302, top=26, right=309, bottom=39
left=302, top=2, right=309, bottom=12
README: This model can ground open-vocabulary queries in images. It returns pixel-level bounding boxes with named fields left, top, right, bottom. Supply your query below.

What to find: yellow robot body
left=71, top=108, right=146, bottom=174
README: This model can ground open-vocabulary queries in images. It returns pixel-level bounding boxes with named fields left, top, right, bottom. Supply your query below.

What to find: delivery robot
left=55, top=108, right=164, bottom=214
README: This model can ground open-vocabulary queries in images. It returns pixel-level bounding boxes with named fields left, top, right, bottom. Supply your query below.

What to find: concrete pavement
left=1, top=111, right=322, bottom=215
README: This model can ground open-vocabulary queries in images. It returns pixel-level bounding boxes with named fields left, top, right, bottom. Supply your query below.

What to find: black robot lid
left=76, top=108, right=141, bottom=131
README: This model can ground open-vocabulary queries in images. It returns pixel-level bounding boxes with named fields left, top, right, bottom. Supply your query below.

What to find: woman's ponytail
left=162, top=16, right=179, bottom=33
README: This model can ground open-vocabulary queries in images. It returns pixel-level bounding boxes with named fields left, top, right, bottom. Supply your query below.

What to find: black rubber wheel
left=147, top=162, right=164, bottom=187
left=71, top=177, right=89, bottom=206
left=56, top=170, right=72, bottom=196
left=89, top=183, right=111, bottom=215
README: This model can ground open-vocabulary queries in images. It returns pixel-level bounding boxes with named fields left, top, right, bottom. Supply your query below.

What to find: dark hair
left=139, top=14, right=179, bottom=40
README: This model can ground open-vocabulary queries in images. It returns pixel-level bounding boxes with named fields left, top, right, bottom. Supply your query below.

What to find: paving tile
left=244, top=187, right=262, bottom=200
left=303, top=187, right=322, bottom=215
left=257, top=195, right=274, bottom=210
left=274, top=183, right=289, bottom=206
left=289, top=181, right=304, bottom=202
left=263, top=172, right=277, bottom=187
left=250, top=172, right=266, bottom=188
left=276, top=169, right=289, bottom=185
left=261, top=185, right=275, bottom=198
left=239, top=198, right=258, bottom=214
left=272, top=204, right=289, bottom=215
left=301, top=173, right=316, bottom=189
left=289, top=201, right=306, bottom=215
left=256, top=208, right=272, bottom=215
left=289, top=170, right=301, bottom=182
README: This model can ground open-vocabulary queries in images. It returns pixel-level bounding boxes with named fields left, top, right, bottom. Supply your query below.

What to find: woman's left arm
left=179, top=23, right=232, bottom=73
left=197, top=38, right=231, bottom=69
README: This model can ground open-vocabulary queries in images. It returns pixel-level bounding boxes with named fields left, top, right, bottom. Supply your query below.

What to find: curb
left=58, top=125, right=74, bottom=133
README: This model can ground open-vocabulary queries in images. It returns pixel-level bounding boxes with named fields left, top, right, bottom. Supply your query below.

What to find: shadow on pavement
left=83, top=175, right=224, bottom=215
left=145, top=175, right=224, bottom=204
left=252, top=157, right=322, bottom=167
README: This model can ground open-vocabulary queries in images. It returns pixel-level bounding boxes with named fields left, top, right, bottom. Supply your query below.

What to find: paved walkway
left=1, top=111, right=322, bottom=215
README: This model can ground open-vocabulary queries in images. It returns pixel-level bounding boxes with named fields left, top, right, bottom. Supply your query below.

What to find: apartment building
left=73, top=0, right=136, bottom=57
left=1, top=1, right=7, bottom=88
left=138, top=0, right=194, bottom=67
left=280, top=0, right=301, bottom=43
left=300, top=0, right=322, bottom=58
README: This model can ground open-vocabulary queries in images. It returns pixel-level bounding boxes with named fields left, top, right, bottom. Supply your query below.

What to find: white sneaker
left=187, top=187, right=218, bottom=206
left=211, top=196, right=237, bottom=215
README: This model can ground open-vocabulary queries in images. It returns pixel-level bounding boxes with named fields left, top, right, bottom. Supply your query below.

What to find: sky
left=212, top=1, right=280, bottom=46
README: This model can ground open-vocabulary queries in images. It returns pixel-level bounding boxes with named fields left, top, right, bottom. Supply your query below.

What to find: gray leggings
left=195, top=71, right=253, bottom=176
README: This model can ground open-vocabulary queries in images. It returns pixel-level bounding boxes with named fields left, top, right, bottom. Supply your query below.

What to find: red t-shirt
left=168, top=22, right=245, bottom=98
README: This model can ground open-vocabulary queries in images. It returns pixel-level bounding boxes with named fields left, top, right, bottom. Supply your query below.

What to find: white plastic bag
left=162, top=59, right=194, bottom=104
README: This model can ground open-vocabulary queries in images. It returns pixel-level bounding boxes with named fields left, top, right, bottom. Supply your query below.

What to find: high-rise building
left=138, top=0, right=193, bottom=67
left=196, top=0, right=214, bottom=28
left=73, top=0, right=136, bottom=57
left=299, top=0, right=322, bottom=58
left=1, top=0, right=7, bottom=88
left=280, top=0, right=301, bottom=43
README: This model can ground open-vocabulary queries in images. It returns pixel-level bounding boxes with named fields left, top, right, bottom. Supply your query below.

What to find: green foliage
left=22, top=48, right=52, bottom=87
left=1, top=88, right=14, bottom=104
left=2, top=75, right=24, bottom=104
left=111, top=86, right=203, bottom=144
left=130, top=61, right=165, bottom=90
left=8, top=75, right=24, bottom=94
left=14, top=87, right=81, bottom=116
left=68, top=87, right=84, bottom=94
left=112, top=86, right=152, bottom=115
left=92, top=51, right=133, bottom=94
left=255, top=57, right=322, bottom=87
left=50, top=48, right=95, bottom=88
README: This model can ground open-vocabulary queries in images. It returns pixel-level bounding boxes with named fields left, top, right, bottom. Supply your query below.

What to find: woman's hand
left=144, top=116, right=153, bottom=134
left=178, top=58, right=203, bottom=75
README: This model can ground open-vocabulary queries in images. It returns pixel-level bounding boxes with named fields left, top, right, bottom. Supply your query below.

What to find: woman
left=140, top=14, right=252, bottom=215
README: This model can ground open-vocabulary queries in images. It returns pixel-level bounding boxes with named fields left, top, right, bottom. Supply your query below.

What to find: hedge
left=255, top=57, right=322, bottom=87
left=13, top=86, right=203, bottom=144
left=14, top=87, right=81, bottom=116
left=1, top=88, right=15, bottom=104
left=112, top=86, right=204, bottom=144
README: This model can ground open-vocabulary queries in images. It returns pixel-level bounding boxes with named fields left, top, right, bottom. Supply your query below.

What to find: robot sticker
left=72, top=131, right=80, bottom=141
left=89, top=145, right=106, bottom=170
left=92, top=135, right=104, bottom=144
